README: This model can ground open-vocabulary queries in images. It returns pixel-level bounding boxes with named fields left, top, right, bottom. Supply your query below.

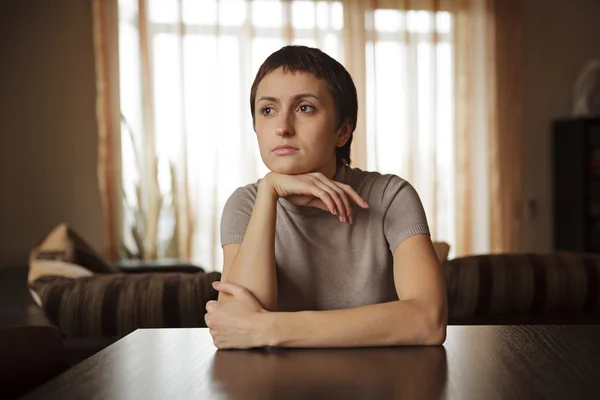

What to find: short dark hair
left=250, top=45, right=358, bottom=167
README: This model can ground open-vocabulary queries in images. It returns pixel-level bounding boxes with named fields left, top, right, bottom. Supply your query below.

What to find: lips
left=272, top=145, right=299, bottom=155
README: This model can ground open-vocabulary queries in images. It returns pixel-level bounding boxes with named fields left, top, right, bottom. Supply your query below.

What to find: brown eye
left=262, top=107, right=274, bottom=116
left=299, top=105, right=315, bottom=113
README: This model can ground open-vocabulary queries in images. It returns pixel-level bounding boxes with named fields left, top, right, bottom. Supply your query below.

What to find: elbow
left=426, top=324, right=447, bottom=346
left=263, top=301, right=278, bottom=313
left=422, top=303, right=448, bottom=345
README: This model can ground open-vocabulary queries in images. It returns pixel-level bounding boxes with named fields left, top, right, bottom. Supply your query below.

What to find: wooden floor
left=0, top=265, right=50, bottom=329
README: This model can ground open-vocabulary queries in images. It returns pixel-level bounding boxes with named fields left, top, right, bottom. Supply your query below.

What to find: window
left=117, top=0, right=455, bottom=267
left=365, top=8, right=455, bottom=255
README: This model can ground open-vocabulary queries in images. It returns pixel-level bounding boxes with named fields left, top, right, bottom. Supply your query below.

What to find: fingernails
left=363, top=200, right=369, bottom=208
left=212, top=281, right=220, bottom=286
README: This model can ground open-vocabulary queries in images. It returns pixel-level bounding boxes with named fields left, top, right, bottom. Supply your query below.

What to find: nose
left=275, top=111, right=294, bottom=137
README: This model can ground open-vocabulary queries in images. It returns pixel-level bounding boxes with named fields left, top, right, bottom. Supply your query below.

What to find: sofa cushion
left=28, top=260, right=95, bottom=307
left=29, top=271, right=221, bottom=338
left=444, top=252, right=600, bottom=320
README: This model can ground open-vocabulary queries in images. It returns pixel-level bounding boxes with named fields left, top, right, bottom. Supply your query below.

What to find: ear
left=336, top=121, right=352, bottom=147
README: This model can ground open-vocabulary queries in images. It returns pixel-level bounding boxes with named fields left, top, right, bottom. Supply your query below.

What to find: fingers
left=310, top=178, right=348, bottom=222
left=211, top=281, right=250, bottom=299
left=205, top=300, right=217, bottom=329
left=205, top=300, right=217, bottom=312
left=311, top=173, right=369, bottom=223
left=310, top=173, right=368, bottom=209
left=335, top=182, right=369, bottom=209
left=334, top=182, right=368, bottom=208
left=304, top=181, right=338, bottom=216
left=281, top=172, right=369, bottom=222
left=312, top=179, right=350, bottom=223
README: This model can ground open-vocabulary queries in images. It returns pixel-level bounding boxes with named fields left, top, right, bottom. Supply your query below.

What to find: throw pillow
left=29, top=223, right=116, bottom=282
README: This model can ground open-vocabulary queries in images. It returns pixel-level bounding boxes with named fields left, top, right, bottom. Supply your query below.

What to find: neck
left=320, top=160, right=338, bottom=181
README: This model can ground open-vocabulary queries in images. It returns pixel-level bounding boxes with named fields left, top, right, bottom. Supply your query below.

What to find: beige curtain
left=487, top=0, right=524, bottom=253
left=94, top=0, right=524, bottom=268
left=92, top=0, right=121, bottom=261
left=347, top=0, right=456, bottom=252
left=453, top=0, right=524, bottom=255
left=346, top=0, right=524, bottom=257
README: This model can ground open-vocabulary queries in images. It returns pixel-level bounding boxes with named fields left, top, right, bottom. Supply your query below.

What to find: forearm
left=265, top=300, right=447, bottom=347
left=220, top=182, right=278, bottom=310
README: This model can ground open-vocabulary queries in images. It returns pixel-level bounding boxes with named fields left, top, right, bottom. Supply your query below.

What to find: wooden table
left=22, top=325, right=600, bottom=399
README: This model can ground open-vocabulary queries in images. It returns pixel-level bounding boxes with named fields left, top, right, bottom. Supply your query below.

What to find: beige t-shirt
left=220, top=165, right=430, bottom=311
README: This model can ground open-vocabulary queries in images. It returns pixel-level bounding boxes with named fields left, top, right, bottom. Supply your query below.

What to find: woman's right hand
left=262, top=172, right=369, bottom=223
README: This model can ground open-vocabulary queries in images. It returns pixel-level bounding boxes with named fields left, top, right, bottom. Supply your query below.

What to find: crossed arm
left=207, top=180, right=448, bottom=349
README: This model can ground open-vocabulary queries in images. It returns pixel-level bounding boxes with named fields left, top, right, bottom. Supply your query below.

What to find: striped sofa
left=30, top=224, right=600, bottom=335
left=26, top=223, right=220, bottom=338
left=30, top=271, right=221, bottom=338
left=29, top=252, right=600, bottom=342
left=444, top=252, right=600, bottom=325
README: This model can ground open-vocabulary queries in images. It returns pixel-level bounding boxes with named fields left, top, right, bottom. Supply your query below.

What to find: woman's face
left=254, top=67, right=343, bottom=176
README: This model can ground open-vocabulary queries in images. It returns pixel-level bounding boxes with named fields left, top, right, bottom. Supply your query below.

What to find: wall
left=521, top=0, right=600, bottom=252
left=0, top=0, right=105, bottom=266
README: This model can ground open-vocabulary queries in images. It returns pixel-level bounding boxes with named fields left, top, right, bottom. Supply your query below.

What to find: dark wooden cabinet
left=553, top=117, right=600, bottom=252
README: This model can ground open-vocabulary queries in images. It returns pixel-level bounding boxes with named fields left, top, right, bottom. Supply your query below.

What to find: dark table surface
left=22, top=325, right=600, bottom=400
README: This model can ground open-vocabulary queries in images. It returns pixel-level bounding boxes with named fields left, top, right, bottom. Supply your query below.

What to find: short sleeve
left=382, top=175, right=430, bottom=252
left=220, top=185, right=257, bottom=247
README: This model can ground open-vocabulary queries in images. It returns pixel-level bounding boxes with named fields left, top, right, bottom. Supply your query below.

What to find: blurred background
left=1, top=0, right=600, bottom=272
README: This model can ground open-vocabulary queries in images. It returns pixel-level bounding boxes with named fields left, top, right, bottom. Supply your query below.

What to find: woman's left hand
left=206, top=281, right=272, bottom=349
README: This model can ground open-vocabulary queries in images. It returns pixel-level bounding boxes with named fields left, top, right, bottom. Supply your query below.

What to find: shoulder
left=228, top=181, right=260, bottom=202
left=222, top=181, right=261, bottom=216
left=220, top=181, right=261, bottom=242
left=347, top=167, right=418, bottom=209
left=379, top=174, right=419, bottom=209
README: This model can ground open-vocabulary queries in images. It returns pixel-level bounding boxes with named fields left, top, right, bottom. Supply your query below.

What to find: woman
left=205, top=45, right=447, bottom=349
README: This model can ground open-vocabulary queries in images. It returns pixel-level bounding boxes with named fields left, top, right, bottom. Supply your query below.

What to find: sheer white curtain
left=363, top=5, right=456, bottom=255
left=118, top=0, right=348, bottom=270
left=109, top=0, right=506, bottom=270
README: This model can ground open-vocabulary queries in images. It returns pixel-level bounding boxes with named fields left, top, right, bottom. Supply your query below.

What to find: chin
left=264, top=157, right=313, bottom=175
